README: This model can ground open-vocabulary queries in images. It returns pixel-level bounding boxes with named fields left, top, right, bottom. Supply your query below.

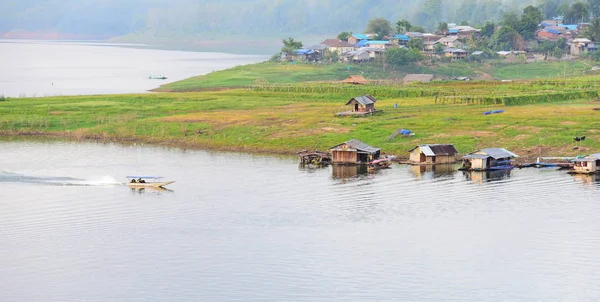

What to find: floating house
left=569, top=153, right=600, bottom=174
left=408, top=144, right=459, bottom=164
left=460, top=148, right=519, bottom=171
left=329, top=139, right=380, bottom=164
left=337, top=95, right=378, bottom=116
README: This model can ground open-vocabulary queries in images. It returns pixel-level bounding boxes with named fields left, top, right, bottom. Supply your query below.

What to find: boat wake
left=0, top=171, right=123, bottom=187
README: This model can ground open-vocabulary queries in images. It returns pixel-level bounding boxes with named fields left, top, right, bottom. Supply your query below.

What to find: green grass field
left=3, top=76, right=600, bottom=160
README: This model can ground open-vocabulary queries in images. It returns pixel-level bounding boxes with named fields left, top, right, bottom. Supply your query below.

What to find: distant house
left=389, top=34, right=410, bottom=46
left=569, top=153, right=600, bottom=174
left=448, top=25, right=481, bottom=37
left=408, top=144, right=459, bottom=164
left=348, top=34, right=369, bottom=45
left=570, top=38, right=597, bottom=56
left=423, top=41, right=440, bottom=55
left=336, top=94, right=378, bottom=116
left=537, top=26, right=573, bottom=41
left=291, top=49, right=320, bottom=62
left=403, top=74, right=435, bottom=83
left=437, top=36, right=465, bottom=49
left=406, top=32, right=424, bottom=39
left=342, top=48, right=371, bottom=62
left=363, top=40, right=391, bottom=49
left=444, top=48, right=468, bottom=59
left=329, top=139, right=381, bottom=164
left=321, top=39, right=356, bottom=54
left=460, top=148, right=519, bottom=171
left=341, top=75, right=368, bottom=85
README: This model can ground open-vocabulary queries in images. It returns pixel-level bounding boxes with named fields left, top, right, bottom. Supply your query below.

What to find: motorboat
left=126, top=176, right=174, bottom=188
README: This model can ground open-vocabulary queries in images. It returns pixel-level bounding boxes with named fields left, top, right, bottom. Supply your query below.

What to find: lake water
left=0, top=40, right=268, bottom=98
left=1, top=139, right=599, bottom=301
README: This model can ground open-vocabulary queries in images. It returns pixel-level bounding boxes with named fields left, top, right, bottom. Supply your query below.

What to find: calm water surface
left=0, top=40, right=267, bottom=97
left=1, top=140, right=599, bottom=301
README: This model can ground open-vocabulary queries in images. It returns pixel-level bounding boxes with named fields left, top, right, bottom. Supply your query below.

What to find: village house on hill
left=320, top=39, right=356, bottom=54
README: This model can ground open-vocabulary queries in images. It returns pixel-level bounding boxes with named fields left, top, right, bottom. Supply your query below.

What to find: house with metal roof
left=569, top=153, right=600, bottom=174
left=460, top=148, right=519, bottom=171
left=329, top=139, right=381, bottom=164
left=348, top=34, right=370, bottom=45
left=336, top=95, right=378, bottom=116
left=408, top=144, right=459, bottom=164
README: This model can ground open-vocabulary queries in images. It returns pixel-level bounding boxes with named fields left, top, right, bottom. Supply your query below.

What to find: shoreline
left=0, top=130, right=576, bottom=164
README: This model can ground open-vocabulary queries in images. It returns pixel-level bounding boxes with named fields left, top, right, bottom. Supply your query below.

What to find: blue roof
left=449, top=29, right=459, bottom=34
left=356, top=40, right=369, bottom=47
left=295, top=49, right=316, bottom=55
left=561, top=24, right=579, bottom=30
left=545, top=28, right=562, bottom=34
left=391, top=34, right=410, bottom=41
left=352, top=34, right=369, bottom=40
left=366, top=40, right=390, bottom=45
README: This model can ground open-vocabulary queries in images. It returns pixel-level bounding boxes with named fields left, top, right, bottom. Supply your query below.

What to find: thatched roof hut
left=341, top=75, right=368, bottom=85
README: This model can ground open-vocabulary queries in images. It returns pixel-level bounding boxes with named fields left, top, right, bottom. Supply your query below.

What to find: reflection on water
left=463, top=170, right=512, bottom=183
left=130, top=187, right=174, bottom=195
left=408, top=164, right=457, bottom=179
left=1, top=140, right=600, bottom=301
left=571, top=173, right=600, bottom=186
left=331, top=164, right=369, bottom=180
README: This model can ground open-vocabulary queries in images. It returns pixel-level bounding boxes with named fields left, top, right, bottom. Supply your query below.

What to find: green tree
left=489, top=25, right=523, bottom=50
left=337, top=31, right=352, bottom=42
left=365, top=18, right=393, bottom=39
left=502, top=11, right=520, bottom=30
left=460, top=20, right=470, bottom=26
left=434, top=43, right=445, bottom=55
left=438, top=22, right=448, bottom=32
left=538, top=0, right=559, bottom=18
left=565, top=1, right=589, bottom=23
left=411, top=25, right=427, bottom=33
left=588, top=0, right=600, bottom=18
left=408, top=38, right=424, bottom=50
left=418, top=0, right=442, bottom=30
left=481, top=21, right=496, bottom=37
left=519, top=5, right=544, bottom=40
left=281, top=37, right=303, bottom=60
left=385, top=48, right=424, bottom=66
left=584, top=17, right=600, bottom=41
left=396, top=19, right=412, bottom=33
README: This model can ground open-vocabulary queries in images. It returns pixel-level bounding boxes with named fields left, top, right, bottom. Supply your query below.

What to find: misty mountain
left=0, top=0, right=577, bottom=39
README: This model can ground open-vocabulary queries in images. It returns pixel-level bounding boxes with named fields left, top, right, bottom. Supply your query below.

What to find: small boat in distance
left=148, top=75, right=168, bottom=80
left=368, top=158, right=392, bottom=172
left=126, top=176, right=174, bottom=188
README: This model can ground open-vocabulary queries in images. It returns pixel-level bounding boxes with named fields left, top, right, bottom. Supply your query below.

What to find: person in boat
left=137, top=178, right=145, bottom=183
left=131, top=179, right=136, bottom=183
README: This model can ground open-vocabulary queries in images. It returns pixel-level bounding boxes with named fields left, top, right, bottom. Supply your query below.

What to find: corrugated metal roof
left=352, top=34, right=369, bottom=40
left=586, top=153, right=600, bottom=159
left=467, top=148, right=519, bottom=159
left=330, top=139, right=380, bottom=153
left=345, top=94, right=376, bottom=106
left=408, top=144, right=458, bottom=156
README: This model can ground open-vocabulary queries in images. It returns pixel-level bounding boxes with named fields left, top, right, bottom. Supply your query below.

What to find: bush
left=0, top=95, right=6, bottom=102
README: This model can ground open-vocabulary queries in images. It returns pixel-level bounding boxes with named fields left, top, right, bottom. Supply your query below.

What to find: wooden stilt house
left=408, top=144, right=459, bottom=164
left=329, top=139, right=380, bottom=164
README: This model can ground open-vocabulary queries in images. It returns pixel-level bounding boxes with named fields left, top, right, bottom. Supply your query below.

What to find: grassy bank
left=3, top=77, right=600, bottom=160
left=156, top=60, right=599, bottom=92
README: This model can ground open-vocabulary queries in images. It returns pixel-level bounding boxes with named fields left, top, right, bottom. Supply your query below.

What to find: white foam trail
left=46, top=176, right=124, bottom=187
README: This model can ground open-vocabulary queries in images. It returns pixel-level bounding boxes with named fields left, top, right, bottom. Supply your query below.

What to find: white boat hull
left=127, top=181, right=174, bottom=188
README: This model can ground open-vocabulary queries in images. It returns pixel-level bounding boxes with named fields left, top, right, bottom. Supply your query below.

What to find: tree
left=385, top=48, right=424, bottom=66
left=396, top=19, right=412, bottom=33
left=489, top=25, right=524, bottom=50
left=519, top=5, right=544, bottom=40
left=502, top=11, right=520, bottom=30
left=434, top=43, right=445, bottom=55
left=588, top=0, right=600, bottom=18
left=564, top=1, right=589, bottom=24
left=281, top=37, right=303, bottom=60
left=460, top=20, right=470, bottom=26
left=481, top=21, right=496, bottom=37
left=418, top=0, right=442, bottom=30
left=412, top=25, right=427, bottom=33
left=337, top=31, right=352, bottom=42
left=538, top=0, right=559, bottom=18
left=365, top=18, right=393, bottom=39
left=584, top=17, right=600, bottom=41
left=438, top=22, right=448, bottom=32
left=408, top=38, right=424, bottom=50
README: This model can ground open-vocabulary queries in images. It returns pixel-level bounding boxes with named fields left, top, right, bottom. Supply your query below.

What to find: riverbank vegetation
left=3, top=76, right=600, bottom=160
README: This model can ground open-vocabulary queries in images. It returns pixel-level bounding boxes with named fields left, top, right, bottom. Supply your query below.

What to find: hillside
left=0, top=0, right=576, bottom=43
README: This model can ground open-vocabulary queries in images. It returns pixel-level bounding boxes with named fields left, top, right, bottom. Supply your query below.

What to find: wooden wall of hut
left=332, top=150, right=358, bottom=164
left=435, top=155, right=458, bottom=164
